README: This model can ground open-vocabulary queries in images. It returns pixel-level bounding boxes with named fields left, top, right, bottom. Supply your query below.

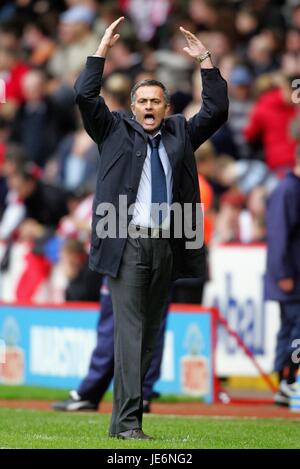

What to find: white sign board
left=203, top=245, right=280, bottom=376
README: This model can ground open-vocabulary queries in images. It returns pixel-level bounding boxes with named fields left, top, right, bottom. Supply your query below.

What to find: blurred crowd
left=0, top=0, right=300, bottom=302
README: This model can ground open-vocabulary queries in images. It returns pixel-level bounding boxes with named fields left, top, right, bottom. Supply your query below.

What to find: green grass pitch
left=0, top=386, right=300, bottom=449
left=1, top=408, right=300, bottom=449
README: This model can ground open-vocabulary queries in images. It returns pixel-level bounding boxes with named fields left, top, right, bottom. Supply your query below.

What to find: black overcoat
left=74, top=57, right=228, bottom=280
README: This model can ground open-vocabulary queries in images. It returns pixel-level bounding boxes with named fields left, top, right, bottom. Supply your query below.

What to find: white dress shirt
left=131, top=131, right=173, bottom=229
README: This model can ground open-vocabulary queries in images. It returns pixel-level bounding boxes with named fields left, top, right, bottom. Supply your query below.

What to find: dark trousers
left=77, top=279, right=169, bottom=403
left=274, top=302, right=300, bottom=375
left=108, top=236, right=173, bottom=434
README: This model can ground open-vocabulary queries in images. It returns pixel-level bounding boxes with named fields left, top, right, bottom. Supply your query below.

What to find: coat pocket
left=101, top=149, right=123, bottom=181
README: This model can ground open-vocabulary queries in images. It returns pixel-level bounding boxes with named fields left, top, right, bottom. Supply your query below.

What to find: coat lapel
left=123, top=116, right=148, bottom=141
left=124, top=116, right=180, bottom=171
left=124, top=116, right=181, bottom=196
left=161, top=128, right=180, bottom=174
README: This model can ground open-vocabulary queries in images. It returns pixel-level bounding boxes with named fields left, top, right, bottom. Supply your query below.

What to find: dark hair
left=25, top=19, right=50, bottom=37
left=130, top=79, right=170, bottom=105
left=0, top=19, right=23, bottom=39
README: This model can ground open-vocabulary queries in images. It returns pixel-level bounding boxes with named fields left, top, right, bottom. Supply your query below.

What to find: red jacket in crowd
left=244, top=88, right=298, bottom=175
left=4, top=61, right=30, bottom=105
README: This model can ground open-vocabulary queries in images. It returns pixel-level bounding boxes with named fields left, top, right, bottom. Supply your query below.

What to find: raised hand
left=180, top=26, right=213, bottom=68
left=95, top=16, right=125, bottom=58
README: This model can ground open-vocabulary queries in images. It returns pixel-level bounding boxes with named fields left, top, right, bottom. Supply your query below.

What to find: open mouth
left=144, top=113, right=155, bottom=125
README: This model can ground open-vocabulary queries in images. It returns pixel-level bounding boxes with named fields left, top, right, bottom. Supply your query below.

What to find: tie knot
left=149, top=134, right=161, bottom=149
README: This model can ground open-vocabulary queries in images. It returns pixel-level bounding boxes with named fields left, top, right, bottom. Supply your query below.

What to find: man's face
left=131, top=85, right=169, bottom=134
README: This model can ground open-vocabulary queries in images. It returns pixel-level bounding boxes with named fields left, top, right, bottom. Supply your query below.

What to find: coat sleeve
left=74, top=56, right=117, bottom=145
left=187, top=67, right=229, bottom=151
left=266, top=183, right=296, bottom=280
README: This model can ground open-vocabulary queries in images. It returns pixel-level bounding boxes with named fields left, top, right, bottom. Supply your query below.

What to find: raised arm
left=74, top=17, right=125, bottom=145
left=180, top=27, right=229, bottom=151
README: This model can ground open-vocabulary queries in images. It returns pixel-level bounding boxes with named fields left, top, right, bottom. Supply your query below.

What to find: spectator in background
left=3, top=163, right=68, bottom=301
left=247, top=31, right=280, bottom=77
left=199, top=31, right=232, bottom=68
left=244, top=72, right=299, bottom=177
left=227, top=64, right=254, bottom=159
left=252, top=72, right=277, bottom=99
left=0, top=144, right=27, bottom=241
left=10, top=69, right=75, bottom=168
left=192, top=141, right=231, bottom=204
left=265, top=149, right=300, bottom=406
left=48, top=4, right=99, bottom=85
left=285, top=28, right=300, bottom=55
left=0, top=1, right=16, bottom=21
left=153, top=26, right=195, bottom=95
left=50, top=239, right=100, bottom=303
left=54, top=120, right=97, bottom=190
left=0, top=189, right=25, bottom=243
left=22, top=20, right=56, bottom=68
left=217, top=158, right=279, bottom=197
left=188, top=0, right=236, bottom=44
left=58, top=187, right=93, bottom=244
left=215, top=157, right=278, bottom=243
left=102, top=72, right=132, bottom=112
left=0, top=117, right=9, bottom=168
left=8, top=164, right=67, bottom=240
left=241, top=185, right=267, bottom=243
left=235, top=7, right=260, bottom=56
left=218, top=53, right=237, bottom=83
left=124, top=0, right=171, bottom=43
left=0, top=0, right=65, bottom=24
left=1, top=143, right=26, bottom=181
left=0, top=19, right=23, bottom=51
left=0, top=44, right=29, bottom=119
left=244, top=0, right=286, bottom=32
left=213, top=188, right=246, bottom=243
left=102, top=35, right=143, bottom=81
left=290, top=3, right=300, bottom=31
left=0, top=118, right=11, bottom=209
left=184, top=70, right=236, bottom=157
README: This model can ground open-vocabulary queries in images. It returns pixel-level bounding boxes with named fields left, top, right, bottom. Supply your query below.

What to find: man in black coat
left=74, top=17, right=228, bottom=440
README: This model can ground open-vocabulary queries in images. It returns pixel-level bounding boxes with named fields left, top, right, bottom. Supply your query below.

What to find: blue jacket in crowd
left=265, top=171, right=300, bottom=302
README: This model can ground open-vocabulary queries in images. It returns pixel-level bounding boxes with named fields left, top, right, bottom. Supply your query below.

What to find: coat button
left=136, top=150, right=142, bottom=157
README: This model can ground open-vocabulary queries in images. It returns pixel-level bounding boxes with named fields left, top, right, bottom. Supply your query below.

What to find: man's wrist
left=94, top=45, right=108, bottom=58
left=196, top=50, right=211, bottom=64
